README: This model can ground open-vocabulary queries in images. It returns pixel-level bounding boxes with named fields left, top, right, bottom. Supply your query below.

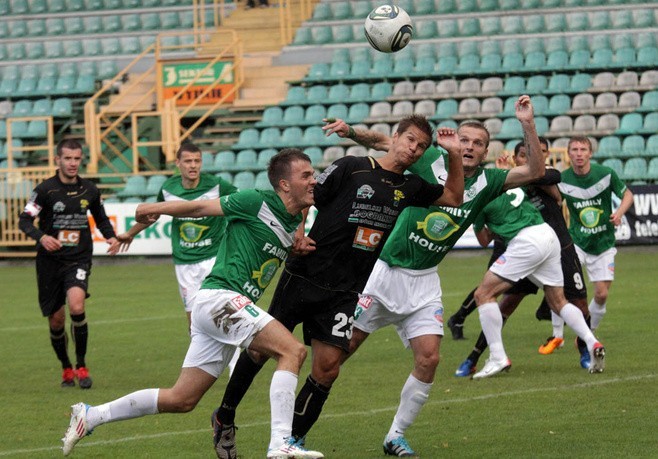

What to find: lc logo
left=353, top=226, right=384, bottom=251
left=58, top=230, right=80, bottom=245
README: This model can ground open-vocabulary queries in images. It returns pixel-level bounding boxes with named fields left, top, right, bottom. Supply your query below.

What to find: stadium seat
left=526, top=75, right=548, bottom=94
left=596, top=135, right=621, bottom=159
left=639, top=91, right=658, bottom=113
left=323, top=146, right=345, bottom=164
left=234, top=149, right=259, bottom=170
left=233, top=171, right=256, bottom=190
left=595, top=113, right=620, bottom=133
left=640, top=112, right=658, bottom=135
left=502, top=52, right=524, bottom=73
left=346, top=103, right=370, bottom=123
left=10, top=100, right=33, bottom=118
left=498, top=118, right=524, bottom=139
left=636, top=46, right=658, bottom=68
left=281, top=106, right=305, bottom=127
left=304, top=105, right=327, bottom=125
left=618, top=91, right=641, bottom=111
left=279, top=127, right=304, bottom=147
left=549, top=115, right=574, bottom=135
left=615, top=71, right=639, bottom=90
left=437, top=19, right=459, bottom=38
left=369, top=101, right=392, bottom=120
left=615, top=112, right=642, bottom=134
left=601, top=158, right=623, bottom=177
left=648, top=157, right=658, bottom=180
left=52, top=98, right=73, bottom=117
left=326, top=83, right=350, bottom=104
left=622, top=158, right=647, bottom=181
left=645, top=135, right=658, bottom=157
left=233, top=128, right=259, bottom=150
left=118, top=175, right=148, bottom=198
left=433, top=99, right=458, bottom=120
left=213, top=151, right=235, bottom=171
left=256, top=107, right=283, bottom=127
left=620, top=135, right=646, bottom=158
left=414, top=80, right=436, bottom=97
left=595, top=92, right=618, bottom=111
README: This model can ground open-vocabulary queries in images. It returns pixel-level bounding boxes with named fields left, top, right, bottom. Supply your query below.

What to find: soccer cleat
left=538, top=336, right=564, bottom=355
left=472, top=357, right=512, bottom=379
left=447, top=315, right=465, bottom=340
left=455, top=358, right=477, bottom=377
left=61, top=368, right=76, bottom=388
left=266, top=437, right=324, bottom=458
left=75, top=367, right=93, bottom=390
left=589, top=342, right=605, bottom=374
left=62, top=403, right=92, bottom=456
left=580, top=350, right=591, bottom=369
left=211, top=408, right=237, bottom=459
left=383, top=436, right=417, bottom=457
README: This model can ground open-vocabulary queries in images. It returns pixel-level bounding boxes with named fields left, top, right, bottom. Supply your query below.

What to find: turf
left=0, top=247, right=656, bottom=458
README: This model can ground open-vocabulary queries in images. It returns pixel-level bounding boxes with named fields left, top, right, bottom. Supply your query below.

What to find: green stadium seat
left=233, top=171, right=256, bottom=190
left=22, top=65, right=39, bottom=80
left=311, top=26, right=333, bottom=45
left=40, top=63, right=59, bottom=79
left=639, top=91, right=658, bottom=113
left=16, top=78, right=37, bottom=96
left=567, top=49, right=590, bottom=70
left=414, top=0, right=434, bottom=14
left=43, top=41, right=63, bottom=59
left=346, top=103, right=369, bottom=123
left=415, top=20, right=438, bottom=39
left=531, top=95, right=549, bottom=115
left=460, top=18, right=480, bottom=36
left=122, top=14, right=142, bottom=31
left=636, top=47, right=658, bottom=68
left=480, top=16, right=502, bottom=35
left=121, top=36, right=142, bottom=54
left=502, top=52, right=524, bottom=72
left=9, top=20, right=27, bottom=38
left=499, top=76, right=525, bottom=95
left=567, top=12, right=589, bottom=30
left=311, top=2, right=331, bottom=20
left=640, top=112, right=658, bottom=135
left=438, top=42, right=458, bottom=58
left=254, top=171, right=272, bottom=190
left=25, top=120, right=47, bottom=139
left=523, top=15, right=544, bottom=34
left=75, top=75, right=95, bottom=94
left=501, top=16, right=523, bottom=34
left=67, top=0, right=86, bottom=11
left=545, top=13, right=566, bottom=32
left=141, top=13, right=161, bottom=30
left=620, top=135, right=645, bottom=158
left=591, top=49, right=614, bottom=68
left=438, top=0, right=456, bottom=13
left=498, top=118, right=524, bottom=139
left=213, top=151, right=235, bottom=171
left=569, top=73, right=592, bottom=93
left=622, top=158, right=647, bottom=181
left=645, top=135, right=658, bottom=157
left=8, top=43, right=26, bottom=60
left=280, top=127, right=304, bottom=147
left=433, top=99, right=458, bottom=120
left=349, top=83, right=372, bottom=102
left=11, top=100, right=33, bottom=118
left=281, top=106, right=304, bottom=126
left=304, top=146, right=324, bottom=166
left=370, top=81, right=392, bottom=100
left=546, top=50, right=569, bottom=71
left=591, top=10, right=611, bottom=30
left=256, top=107, right=283, bottom=127
left=233, top=128, right=259, bottom=150
left=304, top=105, right=327, bottom=125
left=546, top=74, right=570, bottom=94
left=392, top=57, right=414, bottom=78
left=526, top=75, right=547, bottom=94
left=436, top=19, right=458, bottom=38
left=326, top=103, right=348, bottom=121
left=292, top=27, right=311, bottom=45
left=161, top=12, right=180, bottom=29
left=257, top=148, right=277, bottom=170
left=83, top=16, right=103, bottom=34
left=55, top=75, right=76, bottom=94
left=332, top=1, right=352, bottom=20
left=53, top=98, right=73, bottom=117
left=614, top=47, right=636, bottom=67
left=235, top=149, right=259, bottom=170
left=413, top=56, right=437, bottom=76
left=306, top=85, right=327, bottom=104
left=595, top=136, right=621, bottom=159
left=437, top=55, right=458, bottom=74
left=102, top=38, right=121, bottom=55
left=103, top=15, right=122, bottom=33
left=105, top=0, right=123, bottom=9
left=83, top=38, right=102, bottom=56
left=0, top=79, right=18, bottom=98
left=545, top=94, right=571, bottom=116
left=601, top=158, right=623, bottom=177
left=332, top=25, right=354, bottom=44
left=456, top=0, right=477, bottom=13
left=65, top=17, right=84, bottom=34
left=326, top=83, right=350, bottom=104
left=524, top=51, right=546, bottom=71
left=546, top=36, right=568, bottom=53
left=633, top=9, right=655, bottom=28
left=118, top=175, right=148, bottom=198
left=10, top=0, right=29, bottom=14
left=64, top=40, right=83, bottom=58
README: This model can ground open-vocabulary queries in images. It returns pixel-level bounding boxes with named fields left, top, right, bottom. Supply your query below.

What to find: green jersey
left=473, top=189, right=545, bottom=245
left=379, top=147, right=509, bottom=270
left=201, top=189, right=302, bottom=302
left=558, top=163, right=627, bottom=255
left=158, top=173, right=237, bottom=265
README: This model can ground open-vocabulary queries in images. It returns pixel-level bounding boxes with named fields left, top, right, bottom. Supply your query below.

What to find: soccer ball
left=364, top=4, right=413, bottom=53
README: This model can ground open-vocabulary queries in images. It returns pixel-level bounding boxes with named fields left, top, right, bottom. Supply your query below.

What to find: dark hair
left=538, top=136, right=549, bottom=149
left=176, top=142, right=202, bottom=159
left=268, top=148, right=311, bottom=190
left=568, top=136, right=592, bottom=152
left=56, top=139, right=83, bottom=157
left=395, top=114, right=433, bottom=142
left=457, top=120, right=491, bottom=147
left=514, top=141, right=525, bottom=157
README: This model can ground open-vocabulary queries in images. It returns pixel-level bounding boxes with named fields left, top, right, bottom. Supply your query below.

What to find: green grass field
left=1, top=247, right=656, bottom=458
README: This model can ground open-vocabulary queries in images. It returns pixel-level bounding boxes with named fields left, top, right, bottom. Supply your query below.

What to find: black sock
left=576, top=315, right=592, bottom=352
left=217, top=350, right=264, bottom=426
left=70, top=313, right=88, bottom=368
left=50, top=327, right=72, bottom=369
left=292, top=375, right=331, bottom=439
left=451, top=288, right=477, bottom=324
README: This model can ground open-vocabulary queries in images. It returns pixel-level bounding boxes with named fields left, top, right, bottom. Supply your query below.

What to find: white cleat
left=589, top=342, right=606, bottom=373
left=62, top=403, right=91, bottom=456
left=267, top=437, right=324, bottom=459
left=472, top=357, right=512, bottom=379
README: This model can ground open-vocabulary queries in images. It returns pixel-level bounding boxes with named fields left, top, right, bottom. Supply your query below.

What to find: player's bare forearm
left=504, top=96, right=545, bottom=189
left=324, top=118, right=391, bottom=151
left=136, top=199, right=222, bottom=223
left=434, top=128, right=464, bottom=207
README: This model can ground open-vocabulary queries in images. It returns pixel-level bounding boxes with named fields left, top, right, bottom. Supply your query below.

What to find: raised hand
left=436, top=127, right=460, bottom=152
left=514, top=95, right=534, bottom=123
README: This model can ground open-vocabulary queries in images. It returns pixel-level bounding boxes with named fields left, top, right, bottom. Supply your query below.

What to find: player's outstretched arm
left=503, top=95, right=545, bottom=190
left=113, top=222, right=151, bottom=253
left=322, top=118, right=391, bottom=152
left=135, top=199, right=223, bottom=224
left=434, top=127, right=464, bottom=207
left=611, top=188, right=634, bottom=226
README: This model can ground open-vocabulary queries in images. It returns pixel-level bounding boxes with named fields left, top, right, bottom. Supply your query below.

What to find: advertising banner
left=161, top=61, right=235, bottom=106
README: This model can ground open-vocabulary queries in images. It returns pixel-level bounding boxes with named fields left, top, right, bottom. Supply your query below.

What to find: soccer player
left=18, top=139, right=119, bottom=389
left=454, top=140, right=591, bottom=378
left=211, top=115, right=464, bottom=459
left=115, top=142, right=237, bottom=331
left=467, top=178, right=606, bottom=380
left=547, top=136, right=634, bottom=338
left=343, top=95, right=549, bottom=456
left=62, top=149, right=324, bottom=459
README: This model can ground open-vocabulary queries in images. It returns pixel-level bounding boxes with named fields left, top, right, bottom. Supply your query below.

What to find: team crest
left=416, top=212, right=459, bottom=241
left=356, top=184, right=375, bottom=199
left=252, top=258, right=280, bottom=288
left=80, top=199, right=89, bottom=210
left=180, top=222, right=209, bottom=242
left=393, top=189, right=405, bottom=207
left=579, top=207, right=604, bottom=228
left=53, top=201, right=66, bottom=212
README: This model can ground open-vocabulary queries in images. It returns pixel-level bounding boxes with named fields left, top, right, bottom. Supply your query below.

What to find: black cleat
left=447, top=315, right=465, bottom=340
left=535, top=302, right=552, bottom=321
left=211, top=408, right=237, bottom=459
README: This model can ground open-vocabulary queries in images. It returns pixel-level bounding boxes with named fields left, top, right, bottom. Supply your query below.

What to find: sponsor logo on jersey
left=416, top=212, right=459, bottom=241
left=252, top=258, right=281, bottom=288
left=58, top=230, right=80, bottom=246
left=495, top=255, right=506, bottom=265
left=607, top=262, right=615, bottom=274
left=180, top=221, right=210, bottom=243
left=354, top=295, right=373, bottom=320
left=54, top=201, right=66, bottom=213
left=352, top=226, right=384, bottom=251
left=80, top=199, right=89, bottom=211
left=434, top=306, right=444, bottom=323
left=579, top=207, right=604, bottom=228
left=393, top=189, right=405, bottom=207
left=230, top=294, right=252, bottom=311
left=356, top=184, right=375, bottom=199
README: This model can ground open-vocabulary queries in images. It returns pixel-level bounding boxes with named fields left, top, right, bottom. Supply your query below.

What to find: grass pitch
left=1, top=247, right=656, bottom=458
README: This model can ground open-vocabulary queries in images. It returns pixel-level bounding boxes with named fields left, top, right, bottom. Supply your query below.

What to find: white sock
left=478, top=302, right=506, bottom=361
left=551, top=311, right=564, bottom=338
left=268, top=370, right=298, bottom=450
left=86, top=389, right=159, bottom=431
left=559, top=303, right=597, bottom=350
left=386, top=374, right=432, bottom=441
left=589, top=299, right=607, bottom=330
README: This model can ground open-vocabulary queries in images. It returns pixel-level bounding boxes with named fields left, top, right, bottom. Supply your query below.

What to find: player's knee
left=473, top=287, right=488, bottom=306
left=287, top=341, right=307, bottom=368
left=313, top=359, right=341, bottom=384
left=415, top=351, right=440, bottom=373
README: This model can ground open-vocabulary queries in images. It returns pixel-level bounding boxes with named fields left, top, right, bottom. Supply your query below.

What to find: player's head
left=390, top=114, right=433, bottom=169
left=567, top=136, right=593, bottom=171
left=538, top=136, right=550, bottom=159
left=55, top=139, right=84, bottom=180
left=457, top=120, right=490, bottom=175
left=513, top=141, right=528, bottom=166
left=268, top=148, right=316, bottom=209
left=175, top=142, right=203, bottom=183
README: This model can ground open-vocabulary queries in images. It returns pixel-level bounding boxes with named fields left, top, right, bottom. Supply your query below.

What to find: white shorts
left=175, top=257, right=216, bottom=312
left=575, top=246, right=616, bottom=282
left=353, top=259, right=444, bottom=348
left=182, top=289, right=273, bottom=378
left=490, top=223, right=563, bottom=288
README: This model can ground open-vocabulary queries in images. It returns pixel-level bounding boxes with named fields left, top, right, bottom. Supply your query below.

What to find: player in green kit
left=469, top=187, right=605, bottom=380
left=116, top=142, right=237, bottom=330
left=546, top=136, right=634, bottom=339
left=333, top=96, right=545, bottom=456
left=62, top=149, right=324, bottom=459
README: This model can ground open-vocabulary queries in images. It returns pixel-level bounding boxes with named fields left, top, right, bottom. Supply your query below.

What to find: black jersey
left=525, top=168, right=572, bottom=248
left=286, top=155, right=444, bottom=293
left=19, top=173, right=116, bottom=261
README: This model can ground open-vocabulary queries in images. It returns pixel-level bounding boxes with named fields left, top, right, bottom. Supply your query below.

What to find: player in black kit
left=18, top=139, right=118, bottom=389
left=210, top=115, right=465, bottom=459
left=451, top=139, right=591, bottom=377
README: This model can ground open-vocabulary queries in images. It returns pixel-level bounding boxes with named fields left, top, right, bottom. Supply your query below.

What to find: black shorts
left=561, top=244, right=588, bottom=300
left=36, top=255, right=91, bottom=317
left=268, top=269, right=358, bottom=352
